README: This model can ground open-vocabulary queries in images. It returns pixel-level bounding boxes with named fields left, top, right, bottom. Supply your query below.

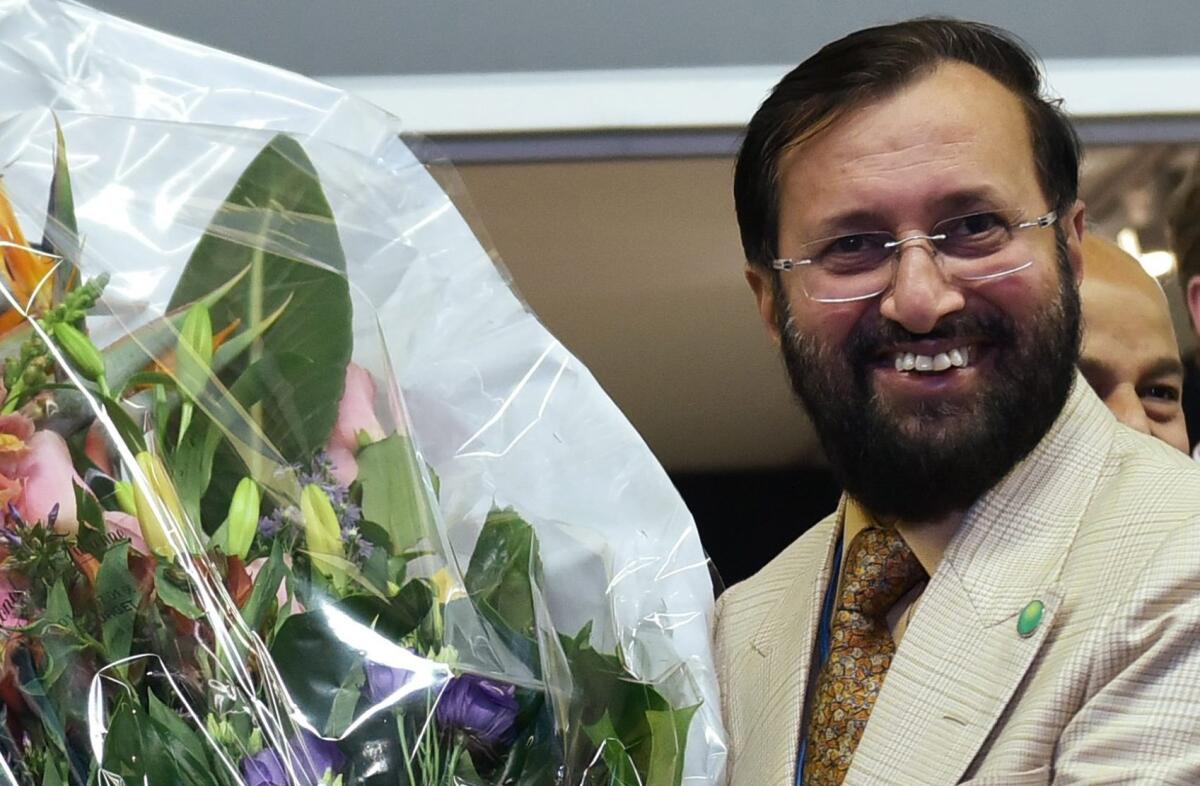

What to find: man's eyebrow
left=1077, top=356, right=1112, bottom=386
left=807, top=210, right=889, bottom=238
left=805, top=189, right=1007, bottom=237
left=928, top=189, right=1005, bottom=216
left=1141, top=356, right=1186, bottom=381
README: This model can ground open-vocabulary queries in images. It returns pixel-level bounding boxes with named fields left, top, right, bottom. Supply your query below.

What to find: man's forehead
left=777, top=62, right=1038, bottom=226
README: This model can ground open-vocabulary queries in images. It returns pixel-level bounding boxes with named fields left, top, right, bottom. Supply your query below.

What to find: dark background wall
left=672, top=467, right=841, bottom=588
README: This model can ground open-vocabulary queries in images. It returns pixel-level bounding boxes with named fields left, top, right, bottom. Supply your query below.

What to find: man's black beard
left=776, top=249, right=1081, bottom=523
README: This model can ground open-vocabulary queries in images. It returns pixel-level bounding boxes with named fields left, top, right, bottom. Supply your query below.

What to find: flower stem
left=443, top=741, right=464, bottom=786
left=396, top=717, right=417, bottom=786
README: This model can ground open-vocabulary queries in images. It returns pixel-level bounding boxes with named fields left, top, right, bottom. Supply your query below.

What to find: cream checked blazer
left=714, top=377, right=1200, bottom=786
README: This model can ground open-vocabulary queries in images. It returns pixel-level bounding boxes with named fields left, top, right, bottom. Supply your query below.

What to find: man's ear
left=1064, top=199, right=1087, bottom=286
left=745, top=264, right=782, bottom=344
left=1186, top=274, right=1200, bottom=335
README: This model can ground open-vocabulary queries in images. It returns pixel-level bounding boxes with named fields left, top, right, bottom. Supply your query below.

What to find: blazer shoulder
left=1092, top=425, right=1200, bottom=522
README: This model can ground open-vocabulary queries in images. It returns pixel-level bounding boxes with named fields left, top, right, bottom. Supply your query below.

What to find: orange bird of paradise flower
left=0, top=179, right=57, bottom=337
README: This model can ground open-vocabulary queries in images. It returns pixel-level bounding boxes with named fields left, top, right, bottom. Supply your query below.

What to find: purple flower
left=364, top=660, right=414, bottom=705
left=435, top=673, right=520, bottom=748
left=242, top=729, right=344, bottom=785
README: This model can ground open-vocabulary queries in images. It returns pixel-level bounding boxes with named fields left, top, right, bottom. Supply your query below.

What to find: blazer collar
left=944, top=374, right=1114, bottom=625
left=750, top=504, right=842, bottom=658
left=741, top=509, right=840, bottom=786
left=846, top=376, right=1115, bottom=785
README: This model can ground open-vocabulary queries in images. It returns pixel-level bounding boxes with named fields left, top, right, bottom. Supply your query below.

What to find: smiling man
left=1079, top=235, right=1189, bottom=453
left=714, top=18, right=1200, bottom=786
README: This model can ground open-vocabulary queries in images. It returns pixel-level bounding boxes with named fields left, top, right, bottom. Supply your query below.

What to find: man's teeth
left=892, top=347, right=971, bottom=373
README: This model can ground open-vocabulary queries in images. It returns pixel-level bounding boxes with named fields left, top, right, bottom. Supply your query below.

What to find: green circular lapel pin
left=1017, top=600, right=1045, bottom=638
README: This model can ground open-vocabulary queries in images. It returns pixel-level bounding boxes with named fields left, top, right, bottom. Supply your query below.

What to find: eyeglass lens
left=798, top=211, right=1042, bottom=302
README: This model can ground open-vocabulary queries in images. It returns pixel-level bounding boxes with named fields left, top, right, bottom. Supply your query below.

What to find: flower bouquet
left=0, top=3, right=725, bottom=785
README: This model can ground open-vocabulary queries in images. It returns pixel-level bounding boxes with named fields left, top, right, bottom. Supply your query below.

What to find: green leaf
left=43, top=115, right=81, bottom=307
left=12, top=649, right=72, bottom=777
left=269, top=609, right=363, bottom=734
left=165, top=133, right=352, bottom=463
left=174, top=417, right=224, bottom=532
left=146, top=691, right=213, bottom=777
left=95, top=541, right=137, bottom=664
left=38, top=581, right=81, bottom=690
left=583, top=713, right=640, bottom=786
left=464, top=509, right=540, bottom=670
left=642, top=705, right=699, bottom=786
left=241, top=538, right=287, bottom=632
left=73, top=483, right=110, bottom=558
left=40, top=756, right=67, bottom=786
left=98, top=265, right=252, bottom=393
left=338, top=580, right=433, bottom=642
left=356, top=434, right=438, bottom=555
left=101, top=695, right=184, bottom=784
left=557, top=627, right=698, bottom=786
left=324, top=661, right=366, bottom=737
left=198, top=352, right=331, bottom=530
left=270, top=585, right=432, bottom=733
left=155, top=562, right=204, bottom=619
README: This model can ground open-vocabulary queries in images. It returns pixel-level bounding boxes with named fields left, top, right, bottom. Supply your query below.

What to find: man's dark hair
left=734, top=18, right=1081, bottom=269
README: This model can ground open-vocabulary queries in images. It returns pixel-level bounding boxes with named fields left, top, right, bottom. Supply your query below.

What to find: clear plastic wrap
left=0, top=2, right=725, bottom=785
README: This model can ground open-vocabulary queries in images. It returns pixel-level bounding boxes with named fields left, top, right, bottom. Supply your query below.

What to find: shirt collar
left=841, top=496, right=955, bottom=578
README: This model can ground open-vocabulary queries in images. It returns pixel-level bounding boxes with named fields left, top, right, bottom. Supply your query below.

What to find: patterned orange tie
left=802, top=527, right=927, bottom=786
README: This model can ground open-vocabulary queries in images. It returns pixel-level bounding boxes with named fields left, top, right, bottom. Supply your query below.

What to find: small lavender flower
left=241, top=729, right=343, bottom=786
left=435, top=674, right=520, bottom=748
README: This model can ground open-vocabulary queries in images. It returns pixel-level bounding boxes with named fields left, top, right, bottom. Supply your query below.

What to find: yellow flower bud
left=113, top=480, right=137, bottom=516
left=52, top=322, right=106, bottom=383
left=300, top=484, right=345, bottom=582
left=132, top=451, right=186, bottom=559
left=179, top=303, right=214, bottom=366
left=429, top=568, right=466, bottom=605
left=225, top=478, right=260, bottom=560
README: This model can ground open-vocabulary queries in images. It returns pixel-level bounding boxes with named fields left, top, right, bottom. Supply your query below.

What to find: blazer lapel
left=845, top=379, right=1114, bottom=786
left=845, top=567, right=1065, bottom=785
left=736, top=514, right=840, bottom=786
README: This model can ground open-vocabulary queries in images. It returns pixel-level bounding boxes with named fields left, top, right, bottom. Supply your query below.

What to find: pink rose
left=0, top=417, right=79, bottom=534
left=12, top=431, right=79, bottom=535
left=325, top=363, right=386, bottom=486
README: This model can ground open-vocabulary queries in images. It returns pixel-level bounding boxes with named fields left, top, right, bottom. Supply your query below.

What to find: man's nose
left=1104, top=386, right=1153, bottom=437
left=878, top=242, right=966, bottom=334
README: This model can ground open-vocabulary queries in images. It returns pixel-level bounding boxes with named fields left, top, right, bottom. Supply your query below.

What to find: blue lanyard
left=795, top=532, right=843, bottom=786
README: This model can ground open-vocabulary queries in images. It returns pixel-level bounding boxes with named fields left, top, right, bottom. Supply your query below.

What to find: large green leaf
left=583, top=713, right=640, bottom=786
left=357, top=433, right=438, bottom=555
left=641, top=706, right=699, bottom=786
left=146, top=690, right=215, bottom=780
left=463, top=509, right=542, bottom=673
left=95, top=541, right=137, bottom=664
left=269, top=584, right=431, bottom=735
left=464, top=509, right=538, bottom=638
left=101, top=694, right=184, bottom=784
left=558, top=627, right=698, bottom=786
left=166, top=133, right=352, bottom=463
